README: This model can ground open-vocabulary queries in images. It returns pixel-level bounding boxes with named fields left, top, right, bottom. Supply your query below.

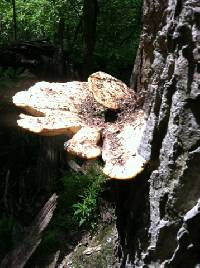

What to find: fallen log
left=0, top=193, right=58, bottom=268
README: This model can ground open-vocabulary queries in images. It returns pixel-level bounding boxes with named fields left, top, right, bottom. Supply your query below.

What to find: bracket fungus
left=102, top=111, right=146, bottom=179
left=13, top=71, right=147, bottom=180
left=88, top=72, right=135, bottom=110
left=64, top=126, right=102, bottom=159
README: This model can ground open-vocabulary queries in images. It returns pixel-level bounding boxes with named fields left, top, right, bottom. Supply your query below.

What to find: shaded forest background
left=0, top=0, right=143, bottom=266
left=0, top=0, right=142, bottom=82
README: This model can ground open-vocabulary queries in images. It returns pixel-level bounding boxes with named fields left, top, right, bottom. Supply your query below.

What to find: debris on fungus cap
left=103, top=154, right=146, bottom=180
left=13, top=81, right=91, bottom=116
left=64, top=126, right=102, bottom=159
left=12, top=80, right=99, bottom=136
left=13, top=71, right=147, bottom=179
left=88, top=71, right=135, bottom=110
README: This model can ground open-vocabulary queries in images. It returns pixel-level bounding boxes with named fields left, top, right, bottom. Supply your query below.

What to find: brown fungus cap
left=88, top=71, right=135, bottom=110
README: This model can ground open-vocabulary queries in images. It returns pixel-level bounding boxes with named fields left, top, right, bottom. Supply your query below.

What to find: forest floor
left=58, top=223, right=118, bottom=268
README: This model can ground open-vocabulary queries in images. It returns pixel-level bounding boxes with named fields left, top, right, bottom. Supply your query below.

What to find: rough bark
left=118, top=0, right=200, bottom=267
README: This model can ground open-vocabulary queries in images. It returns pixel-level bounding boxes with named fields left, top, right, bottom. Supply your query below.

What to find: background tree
left=0, top=0, right=142, bottom=81
left=82, top=0, right=98, bottom=78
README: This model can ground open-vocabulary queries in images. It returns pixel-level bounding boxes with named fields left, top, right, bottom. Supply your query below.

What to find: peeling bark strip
left=0, top=194, right=57, bottom=268
left=118, top=0, right=200, bottom=267
left=13, top=72, right=147, bottom=180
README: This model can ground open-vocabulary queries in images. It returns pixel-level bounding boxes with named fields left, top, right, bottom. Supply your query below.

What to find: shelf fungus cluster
left=13, top=71, right=147, bottom=180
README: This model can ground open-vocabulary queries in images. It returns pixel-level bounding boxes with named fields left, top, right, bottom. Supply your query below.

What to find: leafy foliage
left=27, top=165, right=107, bottom=265
left=47, top=165, right=106, bottom=236
left=0, top=66, right=24, bottom=79
left=73, top=168, right=106, bottom=228
left=0, top=0, right=84, bottom=44
left=95, top=0, right=142, bottom=78
left=0, top=0, right=143, bottom=81
left=55, top=165, right=106, bottom=230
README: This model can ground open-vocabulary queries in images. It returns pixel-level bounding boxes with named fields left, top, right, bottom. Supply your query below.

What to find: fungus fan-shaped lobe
left=13, top=81, right=91, bottom=116
left=12, top=79, right=106, bottom=136
left=102, top=111, right=147, bottom=179
left=17, top=112, right=84, bottom=136
left=64, top=126, right=102, bottom=159
left=12, top=80, right=101, bottom=136
left=88, top=71, right=136, bottom=110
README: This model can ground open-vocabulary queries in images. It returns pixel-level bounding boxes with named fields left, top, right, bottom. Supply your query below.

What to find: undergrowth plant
left=27, top=164, right=107, bottom=265
left=73, top=168, right=106, bottom=229
left=0, top=66, right=24, bottom=79
left=44, top=163, right=107, bottom=240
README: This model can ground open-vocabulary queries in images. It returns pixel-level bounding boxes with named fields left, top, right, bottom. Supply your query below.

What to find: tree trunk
left=53, top=17, right=65, bottom=80
left=117, top=0, right=200, bottom=267
left=36, top=136, right=66, bottom=192
left=83, top=0, right=98, bottom=79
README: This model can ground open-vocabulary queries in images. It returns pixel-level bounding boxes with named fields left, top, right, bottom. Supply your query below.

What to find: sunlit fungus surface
left=13, top=71, right=147, bottom=180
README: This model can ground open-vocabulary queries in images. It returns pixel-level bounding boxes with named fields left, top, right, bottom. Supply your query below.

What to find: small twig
left=47, top=250, right=60, bottom=268
left=67, top=159, right=82, bottom=173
